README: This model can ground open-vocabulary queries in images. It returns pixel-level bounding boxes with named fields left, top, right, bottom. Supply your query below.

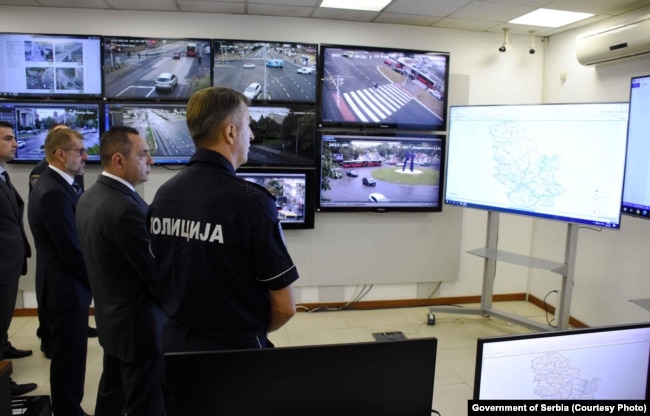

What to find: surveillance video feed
left=213, top=40, right=318, bottom=103
left=105, top=103, right=193, bottom=163
left=103, top=37, right=211, bottom=100
left=320, top=47, right=448, bottom=130
left=237, top=171, right=308, bottom=224
left=0, top=33, right=102, bottom=97
left=246, top=106, right=316, bottom=166
left=0, top=102, right=101, bottom=162
left=105, top=104, right=316, bottom=166
left=320, top=134, right=443, bottom=209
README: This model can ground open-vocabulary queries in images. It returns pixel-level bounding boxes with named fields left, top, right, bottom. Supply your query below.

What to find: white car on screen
left=296, top=67, right=315, bottom=74
left=368, top=193, right=390, bottom=203
left=243, top=82, right=261, bottom=99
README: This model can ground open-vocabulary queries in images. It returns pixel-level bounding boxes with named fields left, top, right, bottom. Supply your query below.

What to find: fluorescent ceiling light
left=320, top=0, right=392, bottom=12
left=509, top=8, right=593, bottom=28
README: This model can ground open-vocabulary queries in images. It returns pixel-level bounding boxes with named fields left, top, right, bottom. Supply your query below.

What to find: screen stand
left=429, top=211, right=578, bottom=331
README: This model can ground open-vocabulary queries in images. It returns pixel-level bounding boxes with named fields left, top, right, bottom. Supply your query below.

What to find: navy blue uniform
left=147, top=149, right=298, bottom=351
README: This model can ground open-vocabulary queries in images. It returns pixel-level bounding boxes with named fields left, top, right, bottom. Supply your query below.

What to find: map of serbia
left=531, top=352, right=601, bottom=399
left=490, top=122, right=564, bottom=208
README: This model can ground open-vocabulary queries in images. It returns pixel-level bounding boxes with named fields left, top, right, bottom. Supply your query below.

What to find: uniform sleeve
left=252, top=198, right=299, bottom=291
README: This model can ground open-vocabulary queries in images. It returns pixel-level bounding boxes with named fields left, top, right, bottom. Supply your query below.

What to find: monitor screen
left=622, top=74, right=650, bottom=220
left=246, top=104, right=316, bottom=167
left=318, top=132, right=445, bottom=211
left=104, top=102, right=316, bottom=166
left=165, top=338, right=437, bottom=416
left=102, top=36, right=211, bottom=101
left=236, top=167, right=316, bottom=230
left=104, top=101, right=193, bottom=165
left=1, top=100, right=102, bottom=162
left=318, top=44, right=449, bottom=131
left=473, top=323, right=650, bottom=400
left=213, top=39, right=318, bottom=104
left=445, top=103, right=629, bottom=228
left=0, top=32, right=103, bottom=99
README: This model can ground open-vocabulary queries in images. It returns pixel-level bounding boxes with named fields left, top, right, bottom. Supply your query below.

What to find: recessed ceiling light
left=509, top=8, right=594, bottom=28
left=320, top=0, right=392, bottom=12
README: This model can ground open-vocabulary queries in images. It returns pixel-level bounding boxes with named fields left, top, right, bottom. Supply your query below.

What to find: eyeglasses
left=58, top=148, right=87, bottom=156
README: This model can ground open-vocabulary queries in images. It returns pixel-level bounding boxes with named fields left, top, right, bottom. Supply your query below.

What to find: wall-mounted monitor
left=473, top=322, right=650, bottom=400
left=318, top=132, right=445, bottom=212
left=104, top=101, right=193, bottom=165
left=102, top=36, right=211, bottom=101
left=0, top=32, right=103, bottom=99
left=1, top=100, right=102, bottom=162
left=318, top=44, right=449, bottom=131
left=246, top=104, right=316, bottom=167
left=445, top=103, right=629, bottom=228
left=213, top=39, right=318, bottom=104
left=622, top=74, right=650, bottom=220
left=236, top=167, right=316, bottom=230
left=105, top=102, right=316, bottom=167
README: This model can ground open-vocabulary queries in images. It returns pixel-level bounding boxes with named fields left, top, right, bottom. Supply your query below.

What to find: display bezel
left=245, top=103, right=317, bottom=167
left=0, top=32, right=104, bottom=99
left=445, top=102, right=630, bottom=229
left=2, top=99, right=103, bottom=163
left=318, top=43, right=449, bottom=132
left=621, top=74, right=650, bottom=220
left=104, top=101, right=318, bottom=167
left=236, top=166, right=317, bottom=230
left=473, top=322, right=650, bottom=400
left=317, top=131, right=445, bottom=212
left=213, top=39, right=318, bottom=105
left=102, top=36, right=212, bottom=102
left=103, top=100, right=193, bottom=165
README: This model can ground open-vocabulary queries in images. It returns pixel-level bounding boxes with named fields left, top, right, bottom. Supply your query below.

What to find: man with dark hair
left=148, top=86, right=298, bottom=353
left=0, top=121, right=37, bottom=397
left=28, top=127, right=92, bottom=416
left=77, top=126, right=165, bottom=415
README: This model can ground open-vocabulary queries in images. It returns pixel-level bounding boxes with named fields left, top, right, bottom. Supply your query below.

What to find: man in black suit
left=0, top=121, right=37, bottom=397
left=28, top=127, right=91, bottom=416
left=77, top=126, right=165, bottom=415
left=27, top=122, right=95, bottom=360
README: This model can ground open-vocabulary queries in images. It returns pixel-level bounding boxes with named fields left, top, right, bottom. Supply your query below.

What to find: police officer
left=147, top=86, right=298, bottom=352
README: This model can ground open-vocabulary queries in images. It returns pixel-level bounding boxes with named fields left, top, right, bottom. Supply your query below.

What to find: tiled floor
left=7, top=301, right=551, bottom=415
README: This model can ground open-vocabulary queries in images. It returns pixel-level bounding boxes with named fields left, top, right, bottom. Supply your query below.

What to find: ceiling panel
left=384, top=0, right=472, bottom=17
left=178, top=1, right=245, bottom=14
left=0, top=0, right=649, bottom=36
left=248, top=4, right=315, bottom=17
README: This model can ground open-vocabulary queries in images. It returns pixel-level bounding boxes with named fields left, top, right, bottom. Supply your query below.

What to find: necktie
left=1, top=171, right=10, bottom=186
left=72, top=182, right=82, bottom=195
left=1, top=170, right=18, bottom=208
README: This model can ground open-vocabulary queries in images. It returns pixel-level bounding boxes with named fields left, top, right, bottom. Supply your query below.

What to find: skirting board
left=13, top=293, right=588, bottom=328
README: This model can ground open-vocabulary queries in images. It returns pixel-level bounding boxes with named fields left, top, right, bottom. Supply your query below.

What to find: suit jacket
left=76, top=175, right=164, bottom=361
left=0, top=171, right=31, bottom=285
left=27, top=167, right=91, bottom=310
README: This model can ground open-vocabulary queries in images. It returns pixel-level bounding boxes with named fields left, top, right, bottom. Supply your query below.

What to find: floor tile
left=6, top=301, right=547, bottom=413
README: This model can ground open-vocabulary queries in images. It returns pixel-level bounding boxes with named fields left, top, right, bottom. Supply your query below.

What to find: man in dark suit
left=27, top=122, right=95, bottom=360
left=28, top=127, right=92, bottom=416
left=0, top=121, right=37, bottom=397
left=76, top=126, right=165, bottom=415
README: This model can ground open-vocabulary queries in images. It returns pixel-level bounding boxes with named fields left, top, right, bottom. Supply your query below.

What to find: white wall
left=532, top=7, right=650, bottom=326
left=8, top=6, right=645, bottom=327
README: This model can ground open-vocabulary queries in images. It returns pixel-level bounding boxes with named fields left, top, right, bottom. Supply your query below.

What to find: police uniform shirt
left=148, top=149, right=299, bottom=336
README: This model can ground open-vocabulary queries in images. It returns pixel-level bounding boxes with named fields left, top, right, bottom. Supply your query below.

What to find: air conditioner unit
left=576, top=14, right=650, bottom=65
